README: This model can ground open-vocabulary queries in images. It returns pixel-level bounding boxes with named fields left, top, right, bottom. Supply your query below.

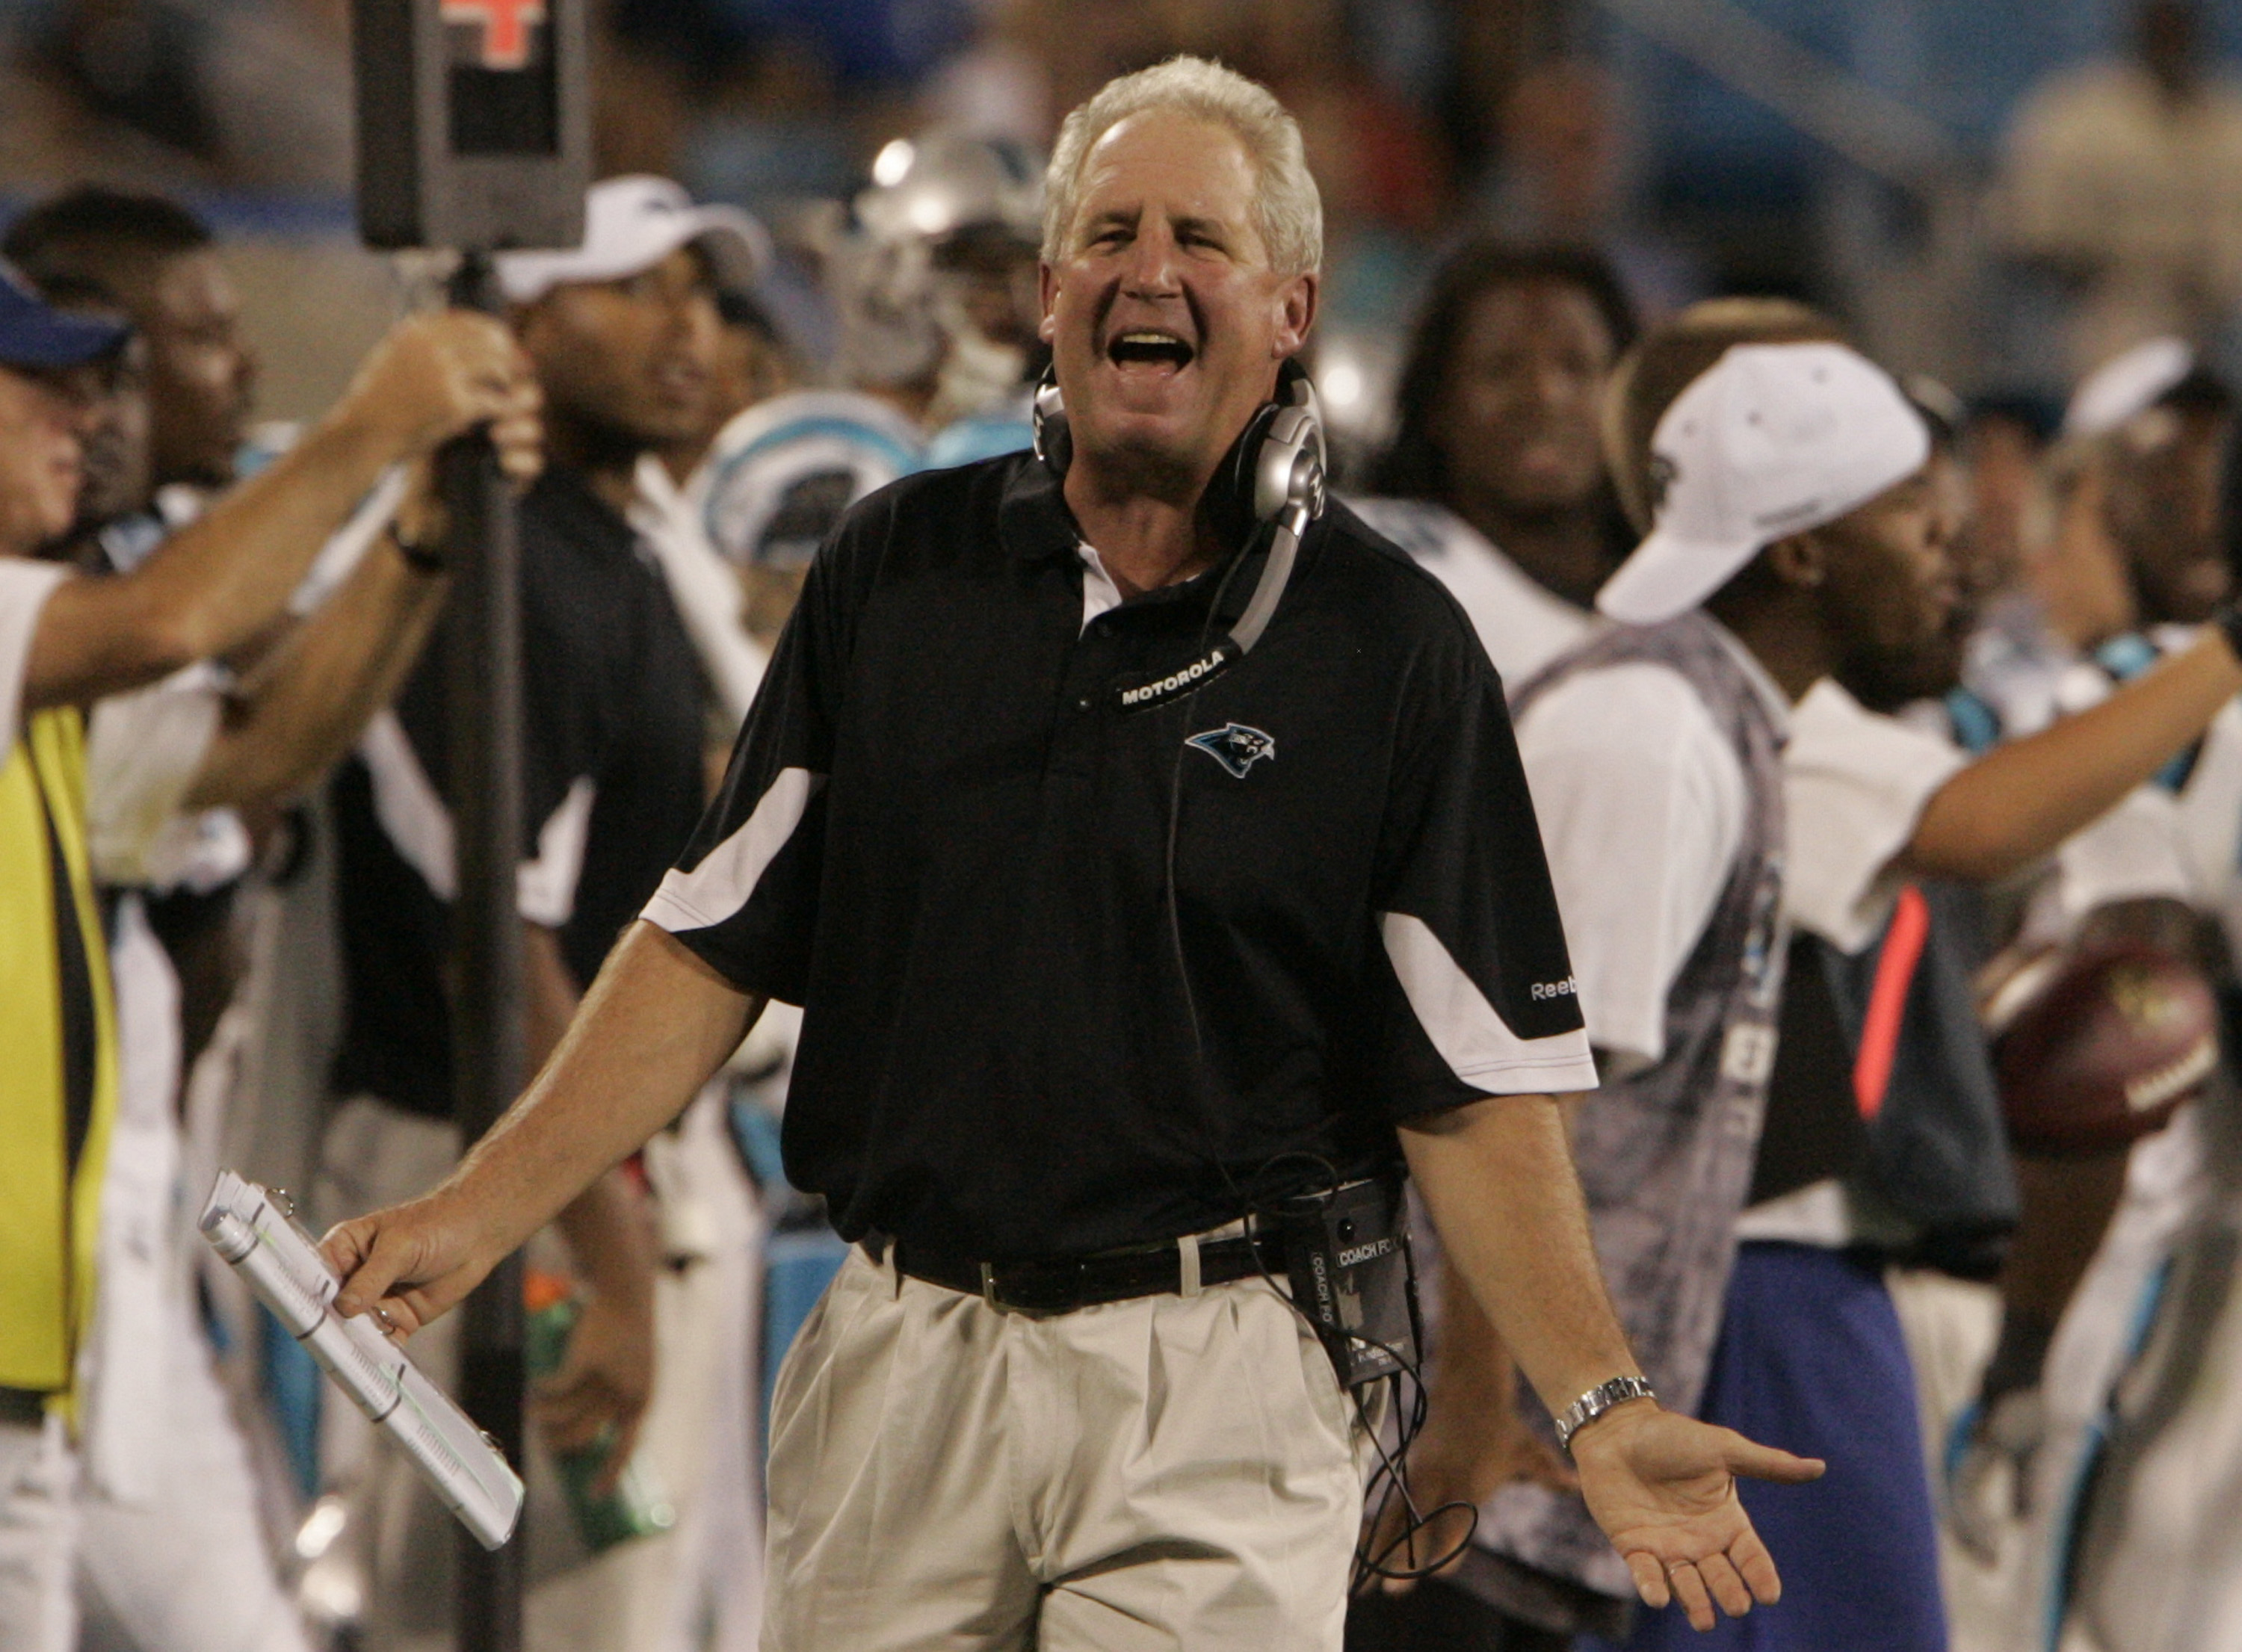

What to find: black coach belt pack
left=1277, top=1177, right=1421, bottom=1390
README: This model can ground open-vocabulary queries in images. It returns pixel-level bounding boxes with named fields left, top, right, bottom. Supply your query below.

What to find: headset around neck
left=1031, top=356, right=1327, bottom=663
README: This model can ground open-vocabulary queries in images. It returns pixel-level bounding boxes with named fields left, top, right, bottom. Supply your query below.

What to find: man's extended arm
left=1402, top=1094, right=1823, bottom=1630
left=181, top=490, right=451, bottom=811
left=25, top=310, right=536, bottom=713
left=323, top=921, right=760, bottom=1337
left=1902, top=626, right=2242, bottom=881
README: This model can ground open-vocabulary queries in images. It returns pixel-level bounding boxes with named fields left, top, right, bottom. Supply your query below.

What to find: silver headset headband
left=1230, top=375, right=1327, bottom=654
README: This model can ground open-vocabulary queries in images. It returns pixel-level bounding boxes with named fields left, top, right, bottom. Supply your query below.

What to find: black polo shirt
left=643, top=452, right=1596, bottom=1260
left=330, top=466, right=707, bottom=1119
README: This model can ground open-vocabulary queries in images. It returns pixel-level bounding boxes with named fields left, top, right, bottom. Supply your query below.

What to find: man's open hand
left=321, top=1190, right=498, bottom=1340
left=1571, top=1401, right=1824, bottom=1631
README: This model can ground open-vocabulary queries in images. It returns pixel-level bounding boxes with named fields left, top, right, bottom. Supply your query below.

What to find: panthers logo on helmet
left=1187, top=723, right=1276, bottom=779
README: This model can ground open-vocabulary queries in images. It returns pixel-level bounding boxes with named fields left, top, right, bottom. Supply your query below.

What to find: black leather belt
left=0, top=1387, right=49, bottom=1428
left=888, top=1230, right=1286, bottom=1315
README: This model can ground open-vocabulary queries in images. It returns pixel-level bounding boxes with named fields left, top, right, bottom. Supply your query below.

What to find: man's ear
left=1765, top=530, right=1827, bottom=591
left=1271, top=272, right=1318, bottom=359
left=1037, top=262, right=1058, bottom=344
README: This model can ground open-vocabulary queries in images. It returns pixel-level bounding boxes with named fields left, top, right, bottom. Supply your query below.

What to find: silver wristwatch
left=1554, top=1376, right=1657, bottom=1453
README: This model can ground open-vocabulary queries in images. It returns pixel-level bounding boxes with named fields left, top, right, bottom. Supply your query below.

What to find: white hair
left=1040, top=55, right=1323, bottom=280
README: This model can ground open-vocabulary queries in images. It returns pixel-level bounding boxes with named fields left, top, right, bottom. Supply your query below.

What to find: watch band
left=388, top=518, right=447, bottom=576
left=1555, top=1376, right=1657, bottom=1453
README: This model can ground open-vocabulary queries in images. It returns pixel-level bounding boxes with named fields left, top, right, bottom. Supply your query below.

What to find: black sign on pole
left=355, top=0, right=590, bottom=253
left=351, top=3, right=587, bottom=1650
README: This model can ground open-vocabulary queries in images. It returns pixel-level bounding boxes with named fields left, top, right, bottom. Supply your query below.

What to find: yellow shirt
left=0, top=705, right=118, bottom=1397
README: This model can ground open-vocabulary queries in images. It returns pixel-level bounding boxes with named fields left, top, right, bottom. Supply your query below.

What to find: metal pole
left=443, top=248, right=525, bottom=1652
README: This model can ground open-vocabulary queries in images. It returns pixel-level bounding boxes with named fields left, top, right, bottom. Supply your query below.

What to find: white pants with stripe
left=76, top=895, right=310, bottom=1652
left=0, top=1417, right=76, bottom=1652
left=762, top=1246, right=1365, bottom=1651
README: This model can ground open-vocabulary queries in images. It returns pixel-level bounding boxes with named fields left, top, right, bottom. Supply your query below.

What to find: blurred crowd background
left=10, top=0, right=2242, bottom=448
left=13, top=5, right=2242, bottom=1651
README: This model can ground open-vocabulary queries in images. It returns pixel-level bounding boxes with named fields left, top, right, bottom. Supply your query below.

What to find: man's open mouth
left=1107, top=330, right=1195, bottom=371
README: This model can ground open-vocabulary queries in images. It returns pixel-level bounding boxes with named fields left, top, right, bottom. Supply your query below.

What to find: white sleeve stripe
left=641, top=766, right=825, bottom=935
left=1380, top=912, right=1599, bottom=1093
left=516, top=778, right=596, bottom=928
left=362, top=709, right=455, bottom=900
left=630, top=453, right=768, bottom=729
left=364, top=711, right=599, bottom=927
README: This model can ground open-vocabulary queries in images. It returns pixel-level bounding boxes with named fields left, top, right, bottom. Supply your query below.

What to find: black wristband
left=388, top=519, right=447, bottom=575
left=2214, top=601, right=2242, bottom=663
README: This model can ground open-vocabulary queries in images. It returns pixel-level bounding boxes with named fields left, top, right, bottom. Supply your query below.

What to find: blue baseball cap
left=0, top=259, right=128, bottom=370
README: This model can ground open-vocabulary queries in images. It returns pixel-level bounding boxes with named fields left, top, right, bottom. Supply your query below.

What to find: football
left=1990, top=940, right=2218, bottom=1155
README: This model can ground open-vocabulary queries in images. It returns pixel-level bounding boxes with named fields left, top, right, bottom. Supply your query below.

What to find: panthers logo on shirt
left=1187, top=723, right=1276, bottom=779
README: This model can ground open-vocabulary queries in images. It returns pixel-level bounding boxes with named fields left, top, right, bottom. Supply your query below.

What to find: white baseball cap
left=496, top=176, right=772, bottom=304
left=2063, top=336, right=2194, bottom=439
left=1597, top=341, right=1930, bottom=627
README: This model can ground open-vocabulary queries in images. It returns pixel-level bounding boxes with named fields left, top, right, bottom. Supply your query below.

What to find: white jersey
left=631, top=455, right=768, bottom=731
left=1953, top=612, right=2242, bottom=1651
left=1961, top=608, right=2208, bottom=948
left=83, top=471, right=404, bottom=896
left=699, top=390, right=924, bottom=572
left=2027, top=1105, right=2220, bottom=1652
left=1343, top=496, right=1595, bottom=684
left=2061, top=1162, right=2242, bottom=1652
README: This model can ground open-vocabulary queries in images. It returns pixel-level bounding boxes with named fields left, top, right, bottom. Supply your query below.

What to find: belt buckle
left=979, top=1260, right=1081, bottom=1316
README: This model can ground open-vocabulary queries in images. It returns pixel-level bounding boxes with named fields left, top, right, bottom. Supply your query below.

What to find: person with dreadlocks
left=1350, top=241, right=1638, bottom=685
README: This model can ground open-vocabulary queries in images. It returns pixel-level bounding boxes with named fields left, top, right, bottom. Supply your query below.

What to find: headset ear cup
left=1250, top=365, right=1327, bottom=525
left=1202, top=400, right=1281, bottom=546
left=1038, top=359, right=1321, bottom=531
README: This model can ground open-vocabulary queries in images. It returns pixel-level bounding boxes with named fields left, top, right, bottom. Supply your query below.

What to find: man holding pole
left=0, top=262, right=537, bottom=1652
left=324, top=59, right=1821, bottom=1649
left=316, top=173, right=768, bottom=1651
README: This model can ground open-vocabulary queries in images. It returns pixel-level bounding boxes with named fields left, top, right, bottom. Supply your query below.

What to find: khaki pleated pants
left=762, top=1245, right=1366, bottom=1651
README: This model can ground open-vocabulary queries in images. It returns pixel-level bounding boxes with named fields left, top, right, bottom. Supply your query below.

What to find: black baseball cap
left=0, top=259, right=127, bottom=370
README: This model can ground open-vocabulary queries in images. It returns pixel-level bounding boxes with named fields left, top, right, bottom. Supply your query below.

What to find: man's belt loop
left=1177, top=1232, right=1203, bottom=1298
left=862, top=1231, right=903, bottom=1299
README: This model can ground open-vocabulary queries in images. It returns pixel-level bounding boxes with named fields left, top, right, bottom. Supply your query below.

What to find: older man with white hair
left=320, top=58, right=1818, bottom=1650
